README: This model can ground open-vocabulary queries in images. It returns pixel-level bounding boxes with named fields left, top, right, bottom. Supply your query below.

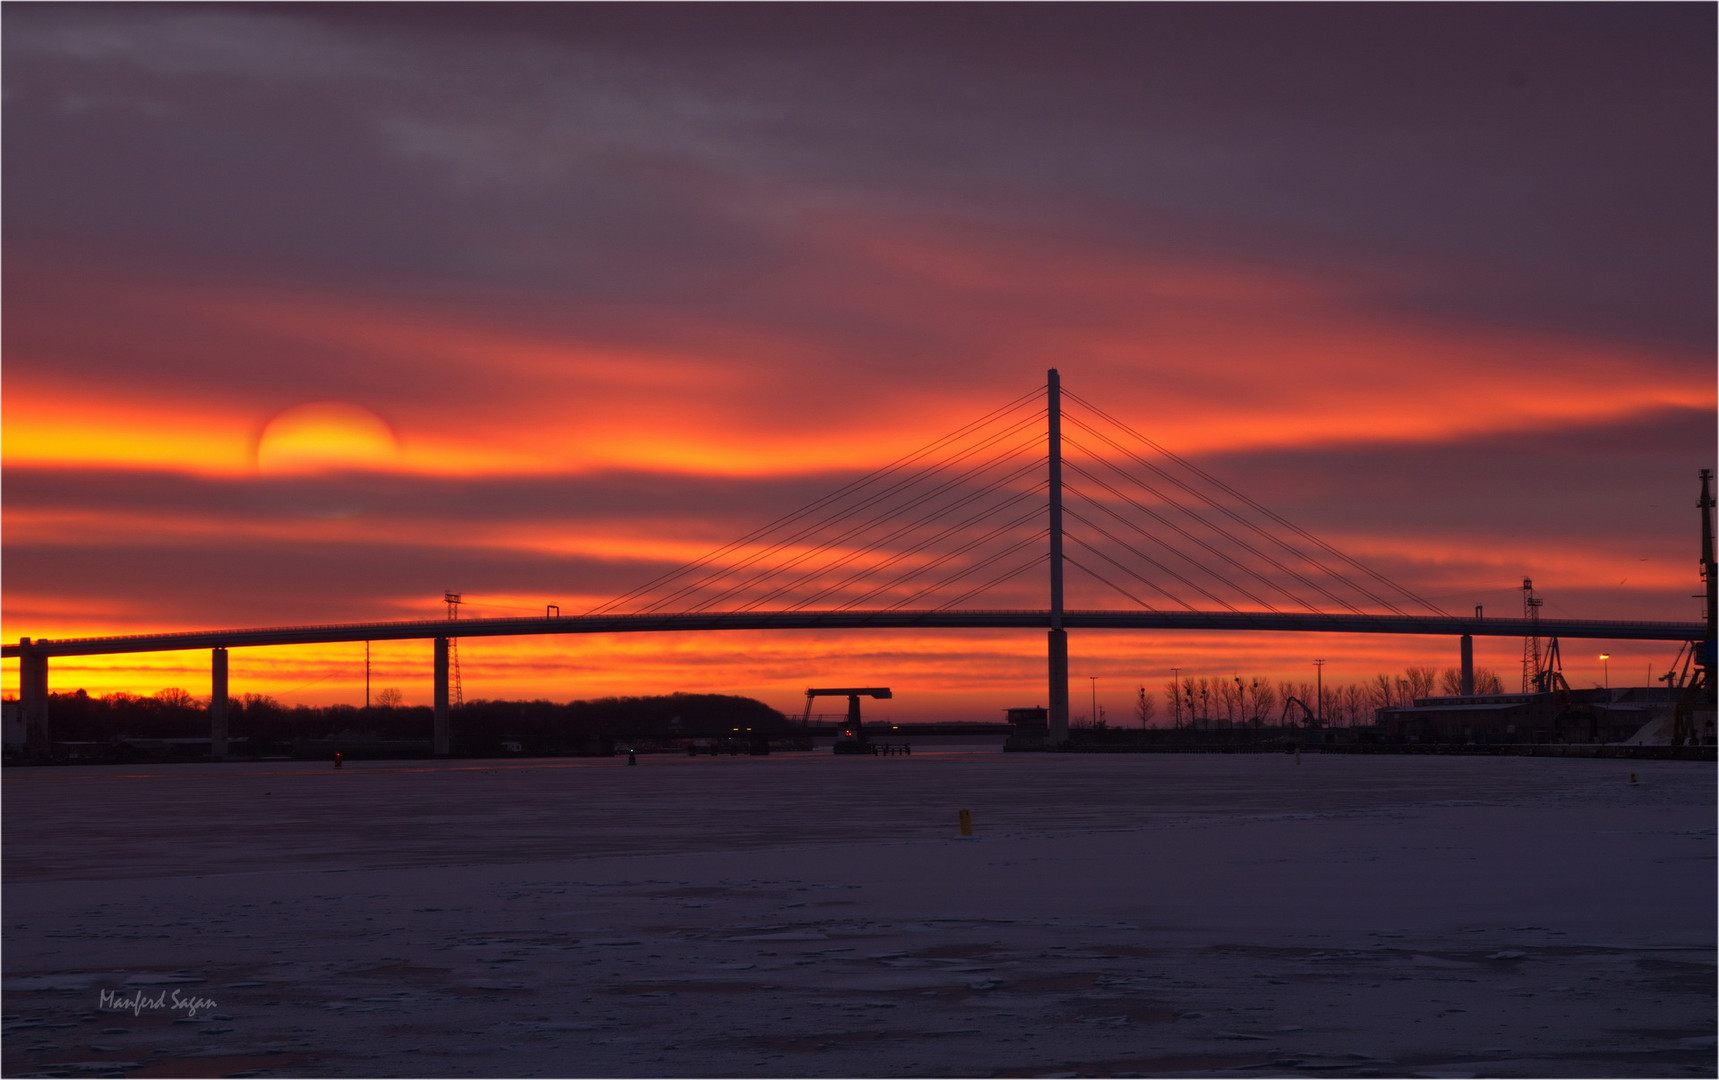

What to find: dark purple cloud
left=5, top=2, right=1712, bottom=353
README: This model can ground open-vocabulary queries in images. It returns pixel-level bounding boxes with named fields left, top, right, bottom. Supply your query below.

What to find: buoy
left=958, top=809, right=973, bottom=837
left=334, top=751, right=342, bottom=770
left=1629, top=772, right=1638, bottom=785
left=627, top=748, right=637, bottom=766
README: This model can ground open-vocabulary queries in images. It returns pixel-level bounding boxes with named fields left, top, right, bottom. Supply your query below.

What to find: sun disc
left=255, top=402, right=398, bottom=473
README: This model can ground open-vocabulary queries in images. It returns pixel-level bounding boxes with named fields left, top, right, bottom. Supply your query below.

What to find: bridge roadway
left=4, top=608, right=1705, bottom=658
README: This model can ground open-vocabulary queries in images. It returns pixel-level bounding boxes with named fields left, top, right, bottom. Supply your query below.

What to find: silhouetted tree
left=1404, top=667, right=1439, bottom=700
left=1242, top=678, right=1275, bottom=725
left=1369, top=673, right=1397, bottom=711
left=1340, top=683, right=1368, bottom=725
left=155, top=687, right=199, bottom=710
left=1134, top=687, right=1156, bottom=728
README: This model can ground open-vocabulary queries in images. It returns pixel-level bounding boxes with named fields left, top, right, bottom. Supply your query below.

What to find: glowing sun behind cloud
left=255, top=402, right=399, bottom=473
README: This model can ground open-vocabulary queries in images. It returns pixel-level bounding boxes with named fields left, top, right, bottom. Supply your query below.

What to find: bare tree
left=1328, top=683, right=1350, bottom=725
left=1162, top=680, right=1181, bottom=728
left=1218, top=678, right=1242, bottom=725
left=1369, top=674, right=1396, bottom=711
left=1435, top=666, right=1505, bottom=696
left=1405, top=666, right=1439, bottom=700
left=375, top=687, right=405, bottom=708
left=1343, top=683, right=1369, bottom=725
left=1252, top=679, right=1278, bottom=724
left=1135, top=687, right=1157, bottom=728
left=155, top=687, right=199, bottom=710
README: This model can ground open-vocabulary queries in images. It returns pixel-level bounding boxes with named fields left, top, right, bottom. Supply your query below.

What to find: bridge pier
left=1460, top=634, right=1474, bottom=695
left=1048, top=629, right=1069, bottom=745
left=433, top=637, right=450, bottom=756
left=19, top=640, right=50, bottom=750
left=210, top=648, right=229, bottom=760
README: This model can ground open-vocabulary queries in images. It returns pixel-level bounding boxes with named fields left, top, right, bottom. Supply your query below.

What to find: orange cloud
left=7, top=228, right=1709, bottom=485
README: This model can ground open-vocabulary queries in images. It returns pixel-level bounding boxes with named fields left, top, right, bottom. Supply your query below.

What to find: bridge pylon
left=1047, top=367, right=1069, bottom=746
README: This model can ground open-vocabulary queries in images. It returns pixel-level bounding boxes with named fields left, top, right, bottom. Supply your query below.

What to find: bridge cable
left=1061, top=420, right=1372, bottom=616
left=870, top=515, right=1049, bottom=612
left=641, top=407, right=1044, bottom=612
left=837, top=492, right=1047, bottom=612
left=1060, top=551, right=1163, bottom=613
left=628, top=402, right=1046, bottom=614
left=1061, top=504, right=1238, bottom=612
left=778, top=470, right=1050, bottom=612
left=586, top=386, right=1044, bottom=615
left=873, top=510, right=1051, bottom=612
left=1061, top=456, right=1292, bottom=612
left=932, top=549, right=1050, bottom=612
left=1062, top=404, right=1402, bottom=613
left=1062, top=388, right=1447, bottom=616
left=1063, top=436, right=1335, bottom=612
left=705, top=428, right=1048, bottom=613
left=902, top=533, right=1048, bottom=612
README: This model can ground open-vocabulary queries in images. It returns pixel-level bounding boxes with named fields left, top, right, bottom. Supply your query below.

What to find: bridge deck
left=4, top=609, right=1706, bottom=657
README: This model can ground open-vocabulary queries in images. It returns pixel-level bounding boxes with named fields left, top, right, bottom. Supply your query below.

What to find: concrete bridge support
left=433, top=637, right=450, bottom=756
left=19, top=641, right=49, bottom=750
left=210, top=648, right=229, bottom=760
left=1460, top=634, right=1474, bottom=696
left=1047, top=630, right=1069, bottom=745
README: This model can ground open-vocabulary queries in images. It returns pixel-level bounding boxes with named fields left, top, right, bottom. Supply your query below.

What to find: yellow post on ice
left=958, top=809, right=973, bottom=837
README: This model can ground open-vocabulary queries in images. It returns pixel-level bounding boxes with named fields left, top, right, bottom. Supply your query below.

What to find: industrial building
left=1375, top=685, right=1702, bottom=746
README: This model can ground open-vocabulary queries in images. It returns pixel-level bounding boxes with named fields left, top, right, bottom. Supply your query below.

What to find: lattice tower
left=444, top=591, right=464, bottom=708
left=1520, top=577, right=1543, bottom=692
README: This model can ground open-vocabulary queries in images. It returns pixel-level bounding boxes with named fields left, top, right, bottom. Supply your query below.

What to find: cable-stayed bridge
left=6, top=371, right=1709, bottom=753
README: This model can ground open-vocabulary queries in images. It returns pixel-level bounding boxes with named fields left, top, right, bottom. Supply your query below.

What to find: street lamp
left=1600, top=653, right=1610, bottom=690
left=1089, top=676, right=1097, bottom=729
left=1313, top=659, right=1325, bottom=726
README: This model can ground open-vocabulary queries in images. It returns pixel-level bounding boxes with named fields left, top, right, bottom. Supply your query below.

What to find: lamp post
left=1171, top=667, right=1181, bottom=729
left=1600, top=653, right=1610, bottom=690
left=1089, top=676, right=1097, bottom=729
left=1313, top=659, right=1325, bottom=726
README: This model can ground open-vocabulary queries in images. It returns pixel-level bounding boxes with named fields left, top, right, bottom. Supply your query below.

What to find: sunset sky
left=4, top=4, right=1714, bottom=720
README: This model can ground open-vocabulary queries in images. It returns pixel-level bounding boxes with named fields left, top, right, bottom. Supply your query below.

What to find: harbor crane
left=801, top=687, right=892, bottom=754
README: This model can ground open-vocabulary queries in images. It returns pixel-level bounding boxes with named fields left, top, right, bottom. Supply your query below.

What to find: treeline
left=1114, top=665, right=1508, bottom=729
left=34, top=688, right=788, bottom=749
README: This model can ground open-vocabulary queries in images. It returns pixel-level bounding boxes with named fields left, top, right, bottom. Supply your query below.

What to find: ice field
left=4, top=749, right=1714, bottom=1078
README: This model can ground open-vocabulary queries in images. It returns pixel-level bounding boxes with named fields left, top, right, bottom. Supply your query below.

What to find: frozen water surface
left=4, top=750, right=1714, bottom=1077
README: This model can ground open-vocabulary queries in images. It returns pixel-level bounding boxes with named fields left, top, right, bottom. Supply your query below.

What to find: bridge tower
left=1046, top=368, right=1070, bottom=746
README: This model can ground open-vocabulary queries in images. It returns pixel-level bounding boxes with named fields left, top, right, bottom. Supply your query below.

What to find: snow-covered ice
left=4, top=750, right=1714, bottom=1077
